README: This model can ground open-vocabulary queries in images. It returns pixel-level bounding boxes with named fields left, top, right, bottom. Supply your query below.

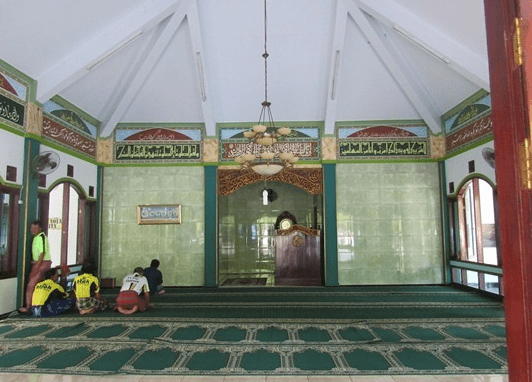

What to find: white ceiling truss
left=0, top=0, right=487, bottom=138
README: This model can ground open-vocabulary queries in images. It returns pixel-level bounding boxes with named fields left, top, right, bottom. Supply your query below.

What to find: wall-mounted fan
left=31, top=151, right=60, bottom=176
left=482, top=148, right=495, bottom=169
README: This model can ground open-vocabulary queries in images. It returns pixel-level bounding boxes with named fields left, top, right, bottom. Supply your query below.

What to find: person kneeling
left=115, top=267, right=151, bottom=315
left=31, top=268, right=74, bottom=318
left=73, top=264, right=109, bottom=315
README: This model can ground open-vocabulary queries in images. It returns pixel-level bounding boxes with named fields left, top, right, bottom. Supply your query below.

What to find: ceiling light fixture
left=236, top=0, right=298, bottom=177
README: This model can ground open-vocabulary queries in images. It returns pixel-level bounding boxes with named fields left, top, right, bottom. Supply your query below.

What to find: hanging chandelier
left=235, top=0, right=298, bottom=177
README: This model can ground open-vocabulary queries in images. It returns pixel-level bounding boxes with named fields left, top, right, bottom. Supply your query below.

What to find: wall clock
left=280, top=218, right=293, bottom=230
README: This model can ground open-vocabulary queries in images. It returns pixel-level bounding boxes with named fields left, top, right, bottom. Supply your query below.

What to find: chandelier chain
left=264, top=0, right=268, bottom=104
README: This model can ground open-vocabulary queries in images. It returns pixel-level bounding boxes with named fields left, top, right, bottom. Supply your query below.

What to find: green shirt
left=32, top=232, right=50, bottom=261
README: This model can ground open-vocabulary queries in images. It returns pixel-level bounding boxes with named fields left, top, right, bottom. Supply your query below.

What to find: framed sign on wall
left=137, top=204, right=181, bottom=225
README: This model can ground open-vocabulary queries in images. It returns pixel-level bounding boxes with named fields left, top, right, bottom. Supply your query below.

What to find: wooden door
left=485, top=0, right=532, bottom=379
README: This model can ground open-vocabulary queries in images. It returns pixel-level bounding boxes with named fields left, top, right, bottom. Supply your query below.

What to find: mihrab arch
left=218, top=168, right=323, bottom=195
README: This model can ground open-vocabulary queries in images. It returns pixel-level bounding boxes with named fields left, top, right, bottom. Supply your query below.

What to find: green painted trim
left=446, top=173, right=497, bottom=199
left=323, top=164, right=338, bottom=286
left=104, top=162, right=205, bottom=168
left=0, top=59, right=37, bottom=103
left=16, top=138, right=40, bottom=307
left=204, top=166, right=217, bottom=287
left=0, top=176, right=22, bottom=189
left=441, top=89, right=490, bottom=122
left=43, top=177, right=95, bottom=202
left=50, top=95, right=102, bottom=128
left=335, top=158, right=440, bottom=164
left=450, top=260, right=503, bottom=275
left=0, top=119, right=26, bottom=137
left=335, top=119, right=426, bottom=127
left=116, top=122, right=205, bottom=128
left=323, top=133, right=335, bottom=138
left=95, top=166, right=103, bottom=271
left=443, top=135, right=494, bottom=160
left=217, top=121, right=324, bottom=129
left=439, top=162, right=452, bottom=284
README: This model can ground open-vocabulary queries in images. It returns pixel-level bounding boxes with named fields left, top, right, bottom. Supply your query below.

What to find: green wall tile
left=336, top=163, right=444, bottom=285
left=101, top=166, right=205, bottom=286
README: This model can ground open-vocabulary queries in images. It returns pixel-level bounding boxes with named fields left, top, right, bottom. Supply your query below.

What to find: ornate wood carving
left=218, top=168, right=323, bottom=195
left=276, top=224, right=320, bottom=237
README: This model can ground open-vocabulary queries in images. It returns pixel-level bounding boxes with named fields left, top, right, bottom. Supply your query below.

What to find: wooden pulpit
left=274, top=224, right=321, bottom=286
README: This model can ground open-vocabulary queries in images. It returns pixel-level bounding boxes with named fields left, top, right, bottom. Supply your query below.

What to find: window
left=0, top=186, right=20, bottom=279
left=457, top=178, right=499, bottom=265
left=449, top=177, right=501, bottom=295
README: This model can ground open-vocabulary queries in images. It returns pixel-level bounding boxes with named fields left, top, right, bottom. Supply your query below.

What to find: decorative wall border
left=218, top=122, right=322, bottom=162
left=42, top=115, right=97, bottom=159
left=218, top=168, right=323, bottom=195
left=0, top=66, right=28, bottom=132
left=113, top=125, right=203, bottom=164
left=442, top=90, right=493, bottom=156
left=336, top=120, right=431, bottom=160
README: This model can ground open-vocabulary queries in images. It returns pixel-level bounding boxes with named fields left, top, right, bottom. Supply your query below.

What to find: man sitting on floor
left=73, top=264, right=109, bottom=315
left=143, top=259, right=165, bottom=296
left=115, top=267, right=151, bottom=315
left=31, top=268, right=74, bottom=318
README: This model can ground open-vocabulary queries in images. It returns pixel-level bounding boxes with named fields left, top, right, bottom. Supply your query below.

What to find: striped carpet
left=0, top=285, right=506, bottom=376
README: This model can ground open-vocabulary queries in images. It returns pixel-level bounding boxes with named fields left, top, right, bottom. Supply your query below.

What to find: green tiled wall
left=101, top=166, right=205, bottom=286
left=336, top=163, right=443, bottom=285
left=218, top=181, right=322, bottom=283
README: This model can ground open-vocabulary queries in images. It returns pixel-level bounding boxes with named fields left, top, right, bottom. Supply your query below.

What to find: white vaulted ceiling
left=0, top=0, right=488, bottom=137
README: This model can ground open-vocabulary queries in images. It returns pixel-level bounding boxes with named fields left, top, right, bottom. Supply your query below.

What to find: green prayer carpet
left=0, top=285, right=506, bottom=376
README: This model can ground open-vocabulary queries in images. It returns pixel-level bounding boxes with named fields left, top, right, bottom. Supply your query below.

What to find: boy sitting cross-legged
left=73, top=264, right=109, bottom=315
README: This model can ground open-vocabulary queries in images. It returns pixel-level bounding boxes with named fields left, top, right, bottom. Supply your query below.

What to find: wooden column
left=484, top=0, right=532, bottom=380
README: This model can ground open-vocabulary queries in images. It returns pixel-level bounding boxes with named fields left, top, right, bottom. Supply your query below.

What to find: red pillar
left=484, top=0, right=532, bottom=380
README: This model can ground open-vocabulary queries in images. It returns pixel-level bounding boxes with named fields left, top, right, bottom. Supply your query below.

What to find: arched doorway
left=218, top=168, right=323, bottom=286
left=39, top=182, right=96, bottom=268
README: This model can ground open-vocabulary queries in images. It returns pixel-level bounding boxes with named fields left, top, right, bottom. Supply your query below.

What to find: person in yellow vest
left=31, top=268, right=74, bottom=317
left=73, top=264, right=109, bottom=315
left=19, top=221, right=52, bottom=314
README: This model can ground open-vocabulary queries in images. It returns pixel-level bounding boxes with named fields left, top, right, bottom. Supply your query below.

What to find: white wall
left=0, top=129, right=25, bottom=185
left=39, top=144, right=98, bottom=197
left=444, top=141, right=496, bottom=193
left=0, top=278, right=17, bottom=315
left=0, top=130, right=24, bottom=315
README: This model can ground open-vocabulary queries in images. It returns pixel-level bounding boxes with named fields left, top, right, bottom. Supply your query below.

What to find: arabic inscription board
left=338, top=139, right=429, bottom=158
left=114, top=142, right=201, bottom=162
left=0, top=93, right=24, bottom=127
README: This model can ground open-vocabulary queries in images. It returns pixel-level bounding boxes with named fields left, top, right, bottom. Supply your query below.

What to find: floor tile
left=266, top=376, right=309, bottom=381
left=350, top=376, right=396, bottom=382
left=0, top=374, right=18, bottom=382
left=433, top=375, right=481, bottom=382
left=475, top=375, right=509, bottom=382
left=94, top=376, right=143, bottom=382
left=308, top=376, right=352, bottom=382
left=2, top=374, right=63, bottom=382
left=56, top=375, right=104, bottom=382
left=224, top=376, right=267, bottom=382
left=138, top=376, right=184, bottom=382
left=180, top=376, right=225, bottom=382
left=393, top=376, right=439, bottom=381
